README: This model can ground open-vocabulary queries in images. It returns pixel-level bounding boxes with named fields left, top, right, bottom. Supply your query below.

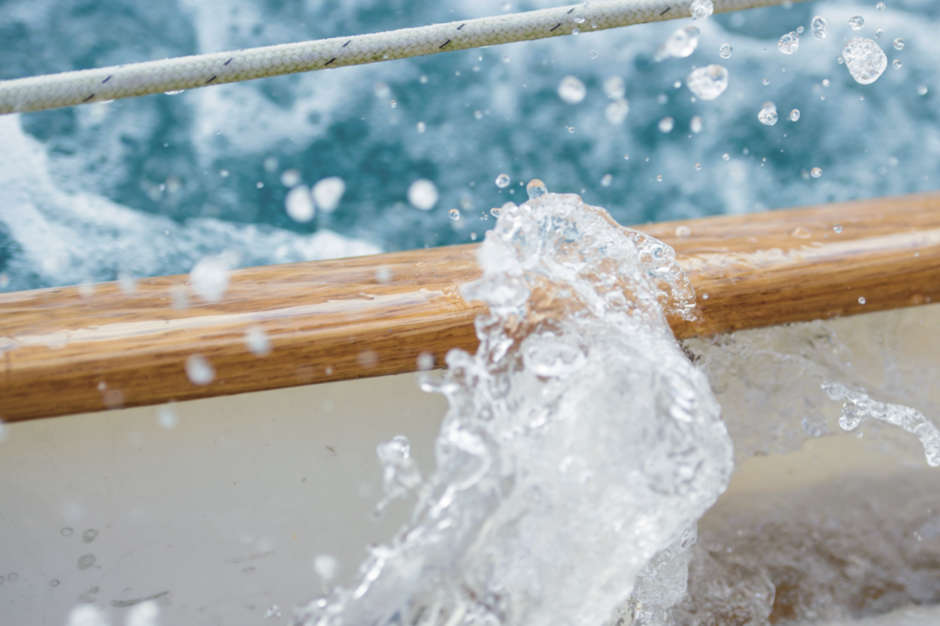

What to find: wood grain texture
left=1, top=192, right=939, bottom=422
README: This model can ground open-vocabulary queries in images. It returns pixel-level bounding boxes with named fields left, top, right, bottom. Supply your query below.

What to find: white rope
left=0, top=0, right=797, bottom=115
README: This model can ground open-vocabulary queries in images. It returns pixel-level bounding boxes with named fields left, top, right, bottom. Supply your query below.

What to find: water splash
left=295, top=191, right=731, bottom=625
left=823, top=382, right=940, bottom=467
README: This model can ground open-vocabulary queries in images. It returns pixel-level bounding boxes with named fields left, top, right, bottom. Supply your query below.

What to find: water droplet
left=893, top=37, right=905, bottom=51
left=118, top=273, right=137, bottom=295
left=246, top=327, right=271, bottom=356
left=892, top=58, right=903, bottom=70
left=314, top=555, right=338, bottom=581
left=758, top=102, right=778, bottom=126
left=917, top=85, right=929, bottom=96
left=126, top=600, right=160, bottom=626
left=858, top=296, right=867, bottom=305
left=495, top=173, right=511, bottom=188
left=557, top=76, right=586, bottom=104
left=600, top=173, right=613, bottom=187
left=49, top=579, right=60, bottom=587
left=719, top=43, right=733, bottom=59
left=157, top=404, right=179, bottom=429
left=686, top=65, right=729, bottom=101
left=810, top=166, right=823, bottom=178
left=833, top=224, right=843, bottom=233
left=812, top=16, right=829, bottom=40
left=656, top=26, right=700, bottom=60
left=778, top=31, right=800, bottom=55
left=789, top=108, right=801, bottom=122
left=658, top=117, right=675, bottom=133
left=408, top=179, right=438, bottom=210
left=842, top=38, right=887, bottom=84
left=603, top=76, right=625, bottom=100
left=690, top=116, right=703, bottom=133
left=721, top=152, right=730, bottom=161
left=448, top=208, right=461, bottom=221
left=312, top=177, right=345, bottom=213
left=77, top=554, right=96, bottom=570
left=375, top=266, right=392, bottom=284
left=416, top=121, right=426, bottom=133
left=60, top=527, right=74, bottom=537
left=689, top=0, right=714, bottom=20
left=82, top=529, right=98, bottom=543
left=190, top=254, right=233, bottom=303
left=875, top=1, right=886, bottom=11
left=526, top=179, right=548, bottom=199
left=416, top=352, right=435, bottom=371
left=791, top=226, right=812, bottom=239
left=164, top=90, right=184, bottom=96
left=604, top=99, right=630, bottom=125
left=280, top=169, right=301, bottom=187
left=285, top=185, right=315, bottom=222
left=848, top=15, right=865, bottom=30
left=675, top=225, right=692, bottom=238
left=185, top=355, right=215, bottom=385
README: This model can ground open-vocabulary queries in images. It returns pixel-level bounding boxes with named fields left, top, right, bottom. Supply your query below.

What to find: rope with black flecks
left=0, top=0, right=799, bottom=115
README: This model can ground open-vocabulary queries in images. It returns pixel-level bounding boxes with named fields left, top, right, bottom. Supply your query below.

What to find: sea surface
left=1, top=0, right=938, bottom=291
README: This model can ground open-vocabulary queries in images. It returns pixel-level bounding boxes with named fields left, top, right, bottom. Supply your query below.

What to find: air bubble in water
left=686, top=65, right=729, bottom=100
left=185, top=355, right=215, bottom=385
left=312, top=177, right=345, bottom=213
left=526, top=178, right=548, bottom=199
left=408, top=179, right=438, bottom=210
left=719, top=43, right=733, bottom=59
left=246, top=327, right=271, bottom=356
left=605, top=99, right=630, bottom=124
left=789, top=108, right=801, bottom=122
left=842, top=38, right=887, bottom=84
left=558, top=76, right=586, bottom=104
left=758, top=102, right=778, bottom=126
left=812, top=16, right=829, bottom=39
left=689, top=0, right=713, bottom=20
left=848, top=15, right=865, bottom=30
left=285, top=185, right=315, bottom=222
left=656, top=26, right=700, bottom=61
left=893, top=37, right=905, bottom=51
left=778, top=31, right=800, bottom=55
left=495, top=173, right=511, bottom=188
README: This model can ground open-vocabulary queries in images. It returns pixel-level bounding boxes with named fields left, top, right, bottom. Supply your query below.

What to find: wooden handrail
left=1, top=192, right=939, bottom=422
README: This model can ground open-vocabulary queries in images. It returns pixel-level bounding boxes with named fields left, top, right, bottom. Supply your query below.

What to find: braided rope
left=0, top=0, right=797, bottom=115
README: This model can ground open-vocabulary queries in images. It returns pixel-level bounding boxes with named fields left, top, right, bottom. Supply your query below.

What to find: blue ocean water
left=1, top=0, right=938, bottom=291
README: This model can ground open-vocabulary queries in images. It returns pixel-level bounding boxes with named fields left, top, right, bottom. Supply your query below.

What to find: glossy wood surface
left=1, top=192, right=938, bottom=422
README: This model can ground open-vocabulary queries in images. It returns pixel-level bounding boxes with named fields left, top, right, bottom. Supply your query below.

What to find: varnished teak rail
left=2, top=193, right=939, bottom=422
